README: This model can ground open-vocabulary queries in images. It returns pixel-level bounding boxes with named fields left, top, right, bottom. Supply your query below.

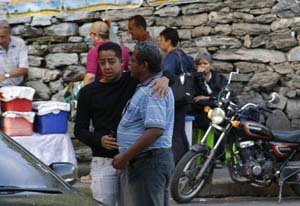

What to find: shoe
left=80, top=174, right=92, bottom=183
left=215, top=160, right=223, bottom=169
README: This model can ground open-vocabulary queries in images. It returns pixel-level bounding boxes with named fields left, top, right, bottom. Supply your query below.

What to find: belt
left=130, top=148, right=171, bottom=164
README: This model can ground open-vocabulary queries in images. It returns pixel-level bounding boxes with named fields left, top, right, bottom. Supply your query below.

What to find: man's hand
left=151, top=76, right=169, bottom=98
left=0, top=74, right=5, bottom=83
left=194, top=95, right=209, bottom=102
left=112, top=153, right=129, bottom=170
left=101, top=135, right=119, bottom=150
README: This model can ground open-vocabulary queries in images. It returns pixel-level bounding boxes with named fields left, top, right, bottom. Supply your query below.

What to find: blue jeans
left=127, top=149, right=174, bottom=206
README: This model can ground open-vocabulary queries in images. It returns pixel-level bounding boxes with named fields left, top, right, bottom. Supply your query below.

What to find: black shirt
left=192, top=71, right=227, bottom=130
left=193, top=71, right=227, bottom=107
left=74, top=72, right=138, bottom=158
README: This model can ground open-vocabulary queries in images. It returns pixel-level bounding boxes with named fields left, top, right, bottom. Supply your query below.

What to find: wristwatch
left=4, top=73, right=10, bottom=79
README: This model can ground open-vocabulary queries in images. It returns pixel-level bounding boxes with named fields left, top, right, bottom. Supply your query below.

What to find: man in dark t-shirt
left=75, top=42, right=133, bottom=205
left=74, top=42, right=169, bottom=205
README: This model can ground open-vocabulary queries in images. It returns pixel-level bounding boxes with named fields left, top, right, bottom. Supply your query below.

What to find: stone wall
left=3, top=0, right=300, bottom=175
left=3, top=0, right=300, bottom=130
left=0, top=1, right=8, bottom=19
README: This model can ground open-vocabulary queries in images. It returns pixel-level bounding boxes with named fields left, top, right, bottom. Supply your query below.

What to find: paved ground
left=73, top=166, right=297, bottom=205
left=74, top=182, right=300, bottom=206
left=170, top=196, right=300, bottom=206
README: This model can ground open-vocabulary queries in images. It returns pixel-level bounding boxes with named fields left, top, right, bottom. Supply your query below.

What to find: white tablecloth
left=12, top=133, right=77, bottom=167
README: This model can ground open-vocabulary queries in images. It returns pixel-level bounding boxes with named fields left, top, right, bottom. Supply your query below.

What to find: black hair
left=129, top=15, right=147, bottom=30
left=160, top=27, right=180, bottom=47
left=134, top=41, right=162, bottom=74
left=98, top=42, right=122, bottom=59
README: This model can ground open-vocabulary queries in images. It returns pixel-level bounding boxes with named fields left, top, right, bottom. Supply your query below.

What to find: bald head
left=0, top=20, right=11, bottom=49
left=0, top=20, right=10, bottom=30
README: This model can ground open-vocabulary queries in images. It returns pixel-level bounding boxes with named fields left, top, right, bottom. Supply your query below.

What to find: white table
left=11, top=133, right=77, bottom=166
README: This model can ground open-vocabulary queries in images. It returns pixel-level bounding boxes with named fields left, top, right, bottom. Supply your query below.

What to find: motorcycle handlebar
left=258, top=105, right=273, bottom=113
left=238, top=103, right=272, bottom=113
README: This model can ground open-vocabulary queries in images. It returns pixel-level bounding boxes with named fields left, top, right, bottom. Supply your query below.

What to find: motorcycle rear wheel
left=170, top=150, right=213, bottom=203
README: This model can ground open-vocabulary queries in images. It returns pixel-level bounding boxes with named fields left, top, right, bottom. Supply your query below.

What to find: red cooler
left=1, top=98, right=32, bottom=112
left=0, top=86, right=35, bottom=112
left=1, top=112, right=35, bottom=136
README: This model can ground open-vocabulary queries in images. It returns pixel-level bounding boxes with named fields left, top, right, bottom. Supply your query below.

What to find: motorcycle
left=170, top=70, right=300, bottom=203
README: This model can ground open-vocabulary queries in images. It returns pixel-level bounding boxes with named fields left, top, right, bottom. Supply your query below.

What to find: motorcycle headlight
left=210, top=108, right=225, bottom=124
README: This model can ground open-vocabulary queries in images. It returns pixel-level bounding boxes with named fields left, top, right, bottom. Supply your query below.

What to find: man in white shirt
left=0, top=19, right=28, bottom=86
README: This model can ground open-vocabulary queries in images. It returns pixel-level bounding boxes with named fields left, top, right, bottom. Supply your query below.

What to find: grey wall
left=2, top=0, right=300, bottom=130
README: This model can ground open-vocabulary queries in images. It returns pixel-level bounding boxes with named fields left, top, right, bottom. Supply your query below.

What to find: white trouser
left=90, top=157, right=119, bottom=206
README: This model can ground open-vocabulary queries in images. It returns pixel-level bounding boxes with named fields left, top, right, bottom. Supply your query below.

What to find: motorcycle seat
left=271, top=130, right=300, bottom=143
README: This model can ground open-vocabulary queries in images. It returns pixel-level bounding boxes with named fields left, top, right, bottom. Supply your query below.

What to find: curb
left=199, top=167, right=295, bottom=198
left=73, top=167, right=297, bottom=199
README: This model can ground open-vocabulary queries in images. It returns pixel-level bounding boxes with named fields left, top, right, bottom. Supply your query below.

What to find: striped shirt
left=0, top=36, right=28, bottom=86
left=117, top=72, right=174, bottom=153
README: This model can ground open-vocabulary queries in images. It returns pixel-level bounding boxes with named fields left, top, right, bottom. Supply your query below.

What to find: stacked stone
left=0, top=1, right=8, bottom=19
left=4, top=0, right=300, bottom=132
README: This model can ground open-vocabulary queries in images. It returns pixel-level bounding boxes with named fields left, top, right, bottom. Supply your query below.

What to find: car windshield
left=0, top=132, right=68, bottom=192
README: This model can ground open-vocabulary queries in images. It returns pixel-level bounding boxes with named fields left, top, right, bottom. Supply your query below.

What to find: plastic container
left=1, top=112, right=35, bottom=136
left=0, top=86, right=35, bottom=112
left=32, top=101, right=70, bottom=134
left=34, top=111, right=68, bottom=134
left=185, top=115, right=195, bottom=147
left=1, top=98, right=32, bottom=112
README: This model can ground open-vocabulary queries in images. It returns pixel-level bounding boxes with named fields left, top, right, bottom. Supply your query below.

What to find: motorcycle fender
left=190, top=144, right=210, bottom=154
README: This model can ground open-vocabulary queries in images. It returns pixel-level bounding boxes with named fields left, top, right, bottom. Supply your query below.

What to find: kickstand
left=278, top=180, right=283, bottom=203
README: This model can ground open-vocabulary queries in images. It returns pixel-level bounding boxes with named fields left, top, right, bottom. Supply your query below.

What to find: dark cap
left=0, top=20, right=10, bottom=30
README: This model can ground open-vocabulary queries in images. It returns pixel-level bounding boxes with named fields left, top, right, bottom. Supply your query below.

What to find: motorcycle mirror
left=268, top=92, right=280, bottom=104
left=227, top=68, right=239, bottom=85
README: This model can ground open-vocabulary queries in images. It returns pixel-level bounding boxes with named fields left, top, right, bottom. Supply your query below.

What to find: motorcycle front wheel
left=289, top=152, right=300, bottom=196
left=170, top=150, right=213, bottom=203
